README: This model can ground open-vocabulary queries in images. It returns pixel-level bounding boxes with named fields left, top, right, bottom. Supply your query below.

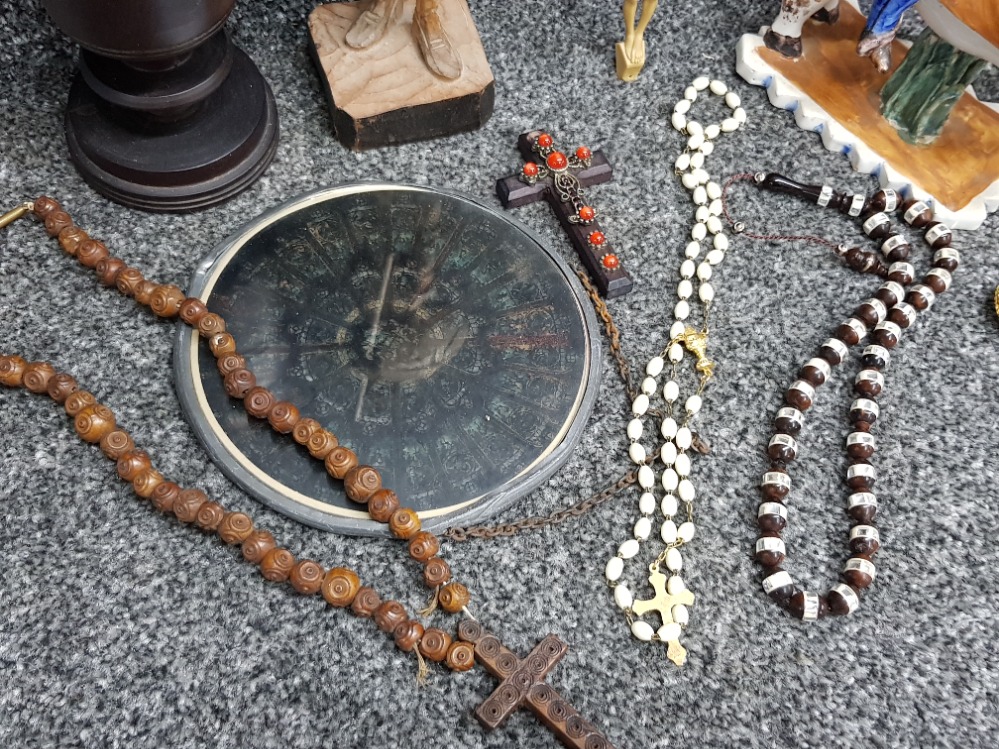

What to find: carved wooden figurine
left=616, top=0, right=660, bottom=82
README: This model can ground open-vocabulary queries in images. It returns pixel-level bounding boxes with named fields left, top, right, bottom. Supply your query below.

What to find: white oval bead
left=661, top=520, right=678, bottom=543
left=708, top=198, right=723, bottom=216
left=678, top=479, right=695, bottom=501
left=605, top=556, right=624, bottom=582
left=706, top=182, right=722, bottom=200
left=670, top=320, right=687, bottom=339
left=632, top=393, right=650, bottom=416
left=631, top=620, right=655, bottom=642
left=700, top=141, right=715, bottom=155
left=734, top=107, right=747, bottom=123
left=665, top=547, right=683, bottom=571
left=657, top=623, right=682, bottom=642
left=627, top=418, right=644, bottom=441
left=661, top=494, right=678, bottom=516
left=725, top=91, right=741, bottom=108
left=674, top=452, right=691, bottom=476
left=685, top=394, right=702, bottom=414
left=706, top=249, right=724, bottom=266
left=706, top=215, right=723, bottom=235
left=675, top=152, right=691, bottom=171
left=690, top=152, right=705, bottom=169
left=691, top=222, right=707, bottom=241
left=671, top=112, right=687, bottom=132
left=634, top=516, right=652, bottom=540
left=639, top=492, right=656, bottom=515
left=662, top=468, right=679, bottom=491
left=709, top=79, right=728, bottom=95
left=684, top=241, right=701, bottom=259
left=693, top=186, right=707, bottom=205
left=614, top=583, right=633, bottom=610
left=714, top=233, right=729, bottom=250
left=619, top=539, right=640, bottom=559
left=638, top=465, right=655, bottom=489
left=693, top=168, right=709, bottom=185
left=704, top=124, right=720, bottom=140
left=663, top=381, right=680, bottom=402
left=684, top=85, right=698, bottom=100
left=667, top=575, right=686, bottom=594
left=721, top=117, right=739, bottom=132
left=693, top=76, right=710, bottom=90
left=628, top=442, right=647, bottom=465
left=680, top=258, right=696, bottom=278
left=674, top=98, right=691, bottom=115
left=677, top=521, right=696, bottom=542
left=695, top=205, right=710, bottom=223
left=675, top=427, right=692, bottom=450
left=686, top=120, right=703, bottom=138
left=672, top=603, right=690, bottom=625
left=641, top=376, right=657, bottom=395
left=646, top=356, right=665, bottom=377
left=674, top=301, right=690, bottom=321
left=661, top=417, right=678, bottom=439
left=696, top=262, right=712, bottom=281
left=677, top=279, right=693, bottom=299
left=699, top=283, right=715, bottom=303
left=687, top=133, right=704, bottom=150
left=681, top=172, right=699, bottom=190
left=660, top=441, right=678, bottom=465
left=668, top=343, right=684, bottom=362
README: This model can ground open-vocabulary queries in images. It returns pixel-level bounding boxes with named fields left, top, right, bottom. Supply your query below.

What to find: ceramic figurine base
left=736, top=0, right=999, bottom=229
left=309, top=0, right=494, bottom=151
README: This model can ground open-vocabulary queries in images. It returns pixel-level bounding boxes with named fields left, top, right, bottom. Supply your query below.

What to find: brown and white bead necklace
left=728, top=174, right=959, bottom=621
left=0, top=198, right=617, bottom=749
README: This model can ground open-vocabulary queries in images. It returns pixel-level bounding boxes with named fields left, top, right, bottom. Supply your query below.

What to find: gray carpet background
left=2, top=1, right=998, bottom=747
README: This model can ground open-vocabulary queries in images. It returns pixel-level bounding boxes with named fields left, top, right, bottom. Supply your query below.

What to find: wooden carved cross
left=496, top=130, right=634, bottom=299
left=457, top=619, right=616, bottom=749
left=631, top=569, right=695, bottom=666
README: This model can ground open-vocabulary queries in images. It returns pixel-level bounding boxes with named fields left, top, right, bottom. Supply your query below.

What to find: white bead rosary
left=605, top=76, right=745, bottom=666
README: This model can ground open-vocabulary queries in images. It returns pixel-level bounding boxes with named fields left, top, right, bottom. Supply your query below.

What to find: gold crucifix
left=632, top=569, right=695, bottom=666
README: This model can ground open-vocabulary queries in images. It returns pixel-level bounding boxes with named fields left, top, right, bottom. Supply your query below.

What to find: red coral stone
left=601, top=254, right=620, bottom=269
left=523, top=162, right=539, bottom=177
left=578, top=206, right=596, bottom=221
left=546, top=151, right=568, bottom=171
left=588, top=231, right=606, bottom=246
left=575, top=146, right=592, bottom=160
left=537, top=133, right=554, bottom=148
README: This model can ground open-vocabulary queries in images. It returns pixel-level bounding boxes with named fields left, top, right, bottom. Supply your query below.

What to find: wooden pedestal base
left=309, top=0, right=494, bottom=151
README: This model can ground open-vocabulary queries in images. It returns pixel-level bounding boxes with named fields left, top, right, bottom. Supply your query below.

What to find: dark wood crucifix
left=496, top=130, right=634, bottom=299
left=457, top=619, right=616, bottom=749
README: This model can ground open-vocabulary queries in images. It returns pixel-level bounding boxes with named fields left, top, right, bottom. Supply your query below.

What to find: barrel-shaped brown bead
left=77, top=239, right=110, bottom=269
left=99, top=430, right=134, bottom=460
left=408, top=531, right=440, bottom=563
left=33, top=196, right=61, bottom=219
left=149, top=284, right=185, bottom=318
left=46, top=373, right=78, bottom=403
left=218, top=512, right=254, bottom=544
left=445, top=641, right=476, bottom=672
left=422, top=557, right=452, bottom=588
left=322, top=567, right=362, bottom=607
left=223, top=369, right=256, bottom=399
left=64, top=391, right=96, bottom=417
left=261, top=548, right=296, bottom=583
left=755, top=532, right=785, bottom=567
left=827, top=585, right=859, bottom=616
left=325, top=447, right=358, bottom=480
left=374, top=600, right=408, bottom=633
left=117, top=450, right=152, bottom=481
left=901, top=199, right=932, bottom=227
left=292, top=417, right=322, bottom=445
left=179, top=298, right=209, bottom=326
left=22, top=362, right=56, bottom=394
left=290, top=560, right=325, bottom=595
left=116, top=268, right=144, bottom=297
left=244, top=387, right=275, bottom=419
left=0, top=355, right=27, bottom=387
left=217, top=354, right=247, bottom=377
left=95, top=257, right=126, bottom=287
left=843, top=555, right=875, bottom=588
left=418, top=628, right=453, bottom=662
left=196, top=501, right=226, bottom=531
left=351, top=587, right=382, bottom=617
left=173, top=488, right=209, bottom=523
left=150, top=481, right=181, bottom=514
left=242, top=530, right=277, bottom=563
left=344, top=465, right=381, bottom=502
left=44, top=210, right=72, bottom=237
left=58, top=225, right=88, bottom=255
left=209, top=332, right=237, bottom=358
left=368, top=490, right=400, bottom=523
left=75, top=404, right=117, bottom=443
left=134, top=280, right=157, bottom=306
left=393, top=620, right=425, bottom=652
left=389, top=508, right=421, bottom=539
left=197, top=313, right=227, bottom=338
left=132, top=468, right=164, bottom=498
left=267, top=402, right=300, bottom=434
left=438, top=582, right=470, bottom=613
left=306, top=429, right=339, bottom=459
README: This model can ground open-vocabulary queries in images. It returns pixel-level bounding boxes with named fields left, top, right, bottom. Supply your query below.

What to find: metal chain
left=576, top=270, right=638, bottom=403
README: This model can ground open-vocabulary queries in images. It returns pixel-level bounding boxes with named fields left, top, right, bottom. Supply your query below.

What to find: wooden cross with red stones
left=457, top=619, right=616, bottom=749
left=496, top=130, right=634, bottom=299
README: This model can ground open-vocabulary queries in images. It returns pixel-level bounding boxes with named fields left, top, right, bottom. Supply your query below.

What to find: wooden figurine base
left=309, top=0, right=494, bottom=151
left=736, top=0, right=999, bottom=230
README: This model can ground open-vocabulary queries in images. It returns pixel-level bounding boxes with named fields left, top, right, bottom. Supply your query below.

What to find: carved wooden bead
left=408, top=531, right=440, bottom=563
left=325, top=447, right=358, bottom=479
left=306, top=429, right=339, bottom=459
left=150, top=481, right=181, bottom=514
left=0, top=355, right=27, bottom=387
left=351, top=586, right=382, bottom=617
left=849, top=525, right=881, bottom=556
left=343, top=464, right=380, bottom=502
left=755, top=534, right=786, bottom=567
left=195, top=501, right=226, bottom=531
left=77, top=239, right=110, bottom=268
left=393, top=620, right=425, bottom=652
left=150, top=284, right=185, bottom=318
left=173, top=488, right=209, bottom=523
left=44, top=210, right=72, bottom=237
left=842, top=555, right=876, bottom=588
left=22, top=362, right=56, bottom=393
left=389, top=507, right=422, bottom=539
left=178, top=298, right=209, bottom=326
left=368, top=489, right=400, bottom=523
left=116, top=268, right=144, bottom=297
left=197, top=313, right=227, bottom=337
left=322, top=566, right=362, bottom=607
left=58, top=225, right=88, bottom=255
left=134, top=280, right=157, bottom=306
left=374, top=600, right=408, bottom=632
left=64, top=390, right=96, bottom=416
left=418, top=628, right=452, bottom=662
left=241, top=530, right=277, bottom=564
left=290, top=560, right=325, bottom=595
left=74, top=403, right=117, bottom=443
left=223, top=369, right=256, bottom=399
left=218, top=512, right=254, bottom=544
left=423, top=557, right=452, bottom=587
left=32, top=196, right=61, bottom=219
left=99, top=429, right=134, bottom=460
left=438, top=581, right=471, bottom=613
left=217, top=354, right=246, bottom=377
left=46, top=373, right=78, bottom=403
left=95, top=256, right=126, bottom=287
left=267, top=401, right=300, bottom=434
left=132, top=468, right=164, bottom=498
left=292, top=417, right=322, bottom=445
left=116, top=450, right=152, bottom=481
left=445, top=641, right=476, bottom=672
left=209, top=332, right=237, bottom=357
left=757, top=502, right=788, bottom=533
left=244, top=387, right=275, bottom=419
left=901, top=199, right=933, bottom=227
left=827, top=583, right=860, bottom=616
left=260, top=548, right=296, bottom=582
